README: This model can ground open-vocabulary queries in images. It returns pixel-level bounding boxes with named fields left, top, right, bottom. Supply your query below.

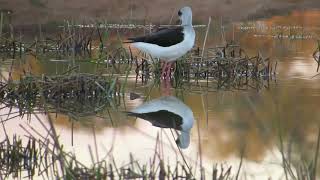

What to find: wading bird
left=126, top=6, right=195, bottom=79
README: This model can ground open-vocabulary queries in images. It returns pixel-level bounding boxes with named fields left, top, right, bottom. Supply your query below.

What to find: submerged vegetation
left=0, top=73, right=120, bottom=119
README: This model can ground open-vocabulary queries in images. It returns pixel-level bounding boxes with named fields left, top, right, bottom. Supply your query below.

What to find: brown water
left=1, top=9, right=320, bottom=179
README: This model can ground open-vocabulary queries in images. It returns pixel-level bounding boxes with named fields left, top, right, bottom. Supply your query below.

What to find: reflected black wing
left=127, top=110, right=183, bottom=130
left=127, top=27, right=184, bottom=47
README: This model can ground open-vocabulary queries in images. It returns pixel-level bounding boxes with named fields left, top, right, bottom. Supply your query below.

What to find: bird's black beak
left=175, top=138, right=180, bottom=145
left=175, top=19, right=181, bottom=25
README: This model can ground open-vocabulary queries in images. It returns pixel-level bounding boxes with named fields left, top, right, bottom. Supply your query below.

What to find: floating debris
left=253, top=34, right=313, bottom=40
left=238, top=24, right=305, bottom=31
left=58, top=23, right=206, bottom=30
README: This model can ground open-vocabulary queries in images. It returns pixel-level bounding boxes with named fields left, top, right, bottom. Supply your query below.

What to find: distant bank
left=1, top=0, right=320, bottom=25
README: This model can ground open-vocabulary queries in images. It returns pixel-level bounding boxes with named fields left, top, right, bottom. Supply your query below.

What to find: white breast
left=132, top=26, right=195, bottom=61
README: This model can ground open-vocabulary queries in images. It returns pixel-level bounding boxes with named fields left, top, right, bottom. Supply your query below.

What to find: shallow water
left=1, top=9, right=320, bottom=179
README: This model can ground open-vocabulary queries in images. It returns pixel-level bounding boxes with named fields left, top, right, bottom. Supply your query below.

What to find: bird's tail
left=124, top=111, right=140, bottom=117
left=123, top=37, right=137, bottom=44
left=122, top=40, right=133, bottom=44
left=125, top=111, right=134, bottom=116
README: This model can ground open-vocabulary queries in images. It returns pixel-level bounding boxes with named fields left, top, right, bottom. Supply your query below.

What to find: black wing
left=127, top=110, right=183, bottom=130
left=127, top=27, right=184, bottom=47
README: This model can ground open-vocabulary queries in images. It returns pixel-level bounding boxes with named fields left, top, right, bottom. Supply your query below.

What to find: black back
left=127, top=110, right=183, bottom=130
left=127, top=27, right=184, bottom=47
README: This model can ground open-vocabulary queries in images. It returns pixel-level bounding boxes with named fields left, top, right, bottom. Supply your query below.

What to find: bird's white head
left=178, top=6, right=193, bottom=26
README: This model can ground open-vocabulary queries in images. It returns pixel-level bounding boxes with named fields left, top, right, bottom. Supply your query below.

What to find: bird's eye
left=178, top=10, right=182, bottom=16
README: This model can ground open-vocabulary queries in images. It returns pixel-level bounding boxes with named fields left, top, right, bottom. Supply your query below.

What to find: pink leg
left=161, top=77, right=172, bottom=96
left=165, top=62, right=173, bottom=79
left=161, top=61, right=168, bottom=79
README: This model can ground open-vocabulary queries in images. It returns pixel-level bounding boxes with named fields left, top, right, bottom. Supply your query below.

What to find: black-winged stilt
left=126, top=6, right=195, bottom=79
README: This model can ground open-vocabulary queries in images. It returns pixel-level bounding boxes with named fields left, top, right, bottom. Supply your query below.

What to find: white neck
left=181, top=16, right=192, bottom=26
left=177, top=131, right=190, bottom=149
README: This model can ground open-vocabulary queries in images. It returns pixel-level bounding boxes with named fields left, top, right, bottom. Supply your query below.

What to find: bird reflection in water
left=127, top=96, right=194, bottom=149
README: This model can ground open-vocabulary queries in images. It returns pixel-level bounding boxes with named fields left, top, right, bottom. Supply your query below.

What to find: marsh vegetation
left=0, top=5, right=320, bottom=180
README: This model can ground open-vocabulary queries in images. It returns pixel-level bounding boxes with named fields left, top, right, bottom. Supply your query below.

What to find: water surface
left=1, top=9, right=320, bottom=179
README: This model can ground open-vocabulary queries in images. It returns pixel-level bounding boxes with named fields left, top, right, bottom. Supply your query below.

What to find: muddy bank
left=1, top=0, right=320, bottom=25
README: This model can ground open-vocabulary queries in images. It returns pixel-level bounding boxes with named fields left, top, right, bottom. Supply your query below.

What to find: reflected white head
left=178, top=6, right=193, bottom=26
left=176, top=131, right=191, bottom=149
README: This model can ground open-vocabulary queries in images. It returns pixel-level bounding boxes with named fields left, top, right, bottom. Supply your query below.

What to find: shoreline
left=1, top=0, right=320, bottom=26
